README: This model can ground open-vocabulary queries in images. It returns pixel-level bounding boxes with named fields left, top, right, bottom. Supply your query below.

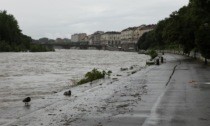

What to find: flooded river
left=0, top=50, right=149, bottom=108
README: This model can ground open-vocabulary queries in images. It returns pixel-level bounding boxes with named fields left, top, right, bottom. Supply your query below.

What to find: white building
left=101, top=31, right=121, bottom=47
left=120, top=24, right=156, bottom=51
left=89, top=31, right=104, bottom=45
left=71, top=33, right=87, bottom=42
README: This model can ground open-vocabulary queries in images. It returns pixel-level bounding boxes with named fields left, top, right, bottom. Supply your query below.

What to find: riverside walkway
left=143, top=54, right=210, bottom=126
left=1, top=53, right=210, bottom=126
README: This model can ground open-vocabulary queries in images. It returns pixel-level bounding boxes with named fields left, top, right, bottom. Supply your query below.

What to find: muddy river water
left=0, top=50, right=149, bottom=109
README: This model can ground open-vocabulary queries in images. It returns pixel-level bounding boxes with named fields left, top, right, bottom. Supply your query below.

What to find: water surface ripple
left=0, top=50, right=149, bottom=107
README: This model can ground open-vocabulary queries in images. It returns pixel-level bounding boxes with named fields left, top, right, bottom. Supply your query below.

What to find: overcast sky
left=0, top=0, right=189, bottom=39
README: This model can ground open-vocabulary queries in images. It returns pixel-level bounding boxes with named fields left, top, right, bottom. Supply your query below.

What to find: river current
left=0, top=50, right=149, bottom=107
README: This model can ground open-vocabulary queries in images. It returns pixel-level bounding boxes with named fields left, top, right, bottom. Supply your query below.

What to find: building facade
left=133, top=24, right=156, bottom=41
left=89, top=31, right=104, bottom=45
left=69, top=24, right=156, bottom=51
left=101, top=31, right=121, bottom=47
left=71, top=33, right=87, bottom=42
left=120, top=25, right=156, bottom=51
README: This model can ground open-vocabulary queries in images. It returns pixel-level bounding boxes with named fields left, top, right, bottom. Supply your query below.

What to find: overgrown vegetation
left=147, top=50, right=158, bottom=60
left=77, top=68, right=112, bottom=85
left=0, top=10, right=53, bottom=52
left=137, top=0, right=210, bottom=64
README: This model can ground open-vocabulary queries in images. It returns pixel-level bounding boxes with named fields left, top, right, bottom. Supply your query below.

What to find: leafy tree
left=0, top=10, right=51, bottom=52
left=196, top=23, right=210, bottom=64
left=137, top=0, right=210, bottom=64
left=154, top=20, right=167, bottom=50
left=137, top=30, right=157, bottom=50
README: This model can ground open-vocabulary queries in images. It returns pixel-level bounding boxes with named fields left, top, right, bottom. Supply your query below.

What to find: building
left=101, top=31, right=121, bottom=48
left=133, top=24, right=156, bottom=41
left=120, top=27, right=138, bottom=51
left=71, top=33, right=87, bottom=42
left=120, top=24, right=156, bottom=51
left=89, top=31, right=104, bottom=45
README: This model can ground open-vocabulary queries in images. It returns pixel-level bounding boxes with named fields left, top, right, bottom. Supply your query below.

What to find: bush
left=77, top=68, right=112, bottom=85
left=147, top=50, right=158, bottom=60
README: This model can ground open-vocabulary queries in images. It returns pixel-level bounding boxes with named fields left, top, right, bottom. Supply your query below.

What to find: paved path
left=143, top=54, right=210, bottom=126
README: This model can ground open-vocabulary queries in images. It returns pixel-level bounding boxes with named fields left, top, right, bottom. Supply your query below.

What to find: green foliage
left=0, top=10, right=51, bottom=52
left=196, top=23, right=210, bottom=62
left=137, top=31, right=157, bottom=50
left=0, top=10, right=31, bottom=52
left=0, top=41, right=11, bottom=51
left=137, top=0, right=210, bottom=61
left=77, top=69, right=112, bottom=85
left=147, top=50, right=158, bottom=60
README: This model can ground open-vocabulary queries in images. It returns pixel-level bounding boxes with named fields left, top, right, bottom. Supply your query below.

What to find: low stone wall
left=161, top=50, right=210, bottom=63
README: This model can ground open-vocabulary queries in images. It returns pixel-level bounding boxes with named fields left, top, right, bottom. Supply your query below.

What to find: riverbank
left=1, top=53, right=210, bottom=126
left=0, top=50, right=148, bottom=114
left=0, top=53, right=172, bottom=126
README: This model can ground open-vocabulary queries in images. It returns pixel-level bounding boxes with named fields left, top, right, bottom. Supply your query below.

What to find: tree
left=0, top=10, right=30, bottom=52
left=137, top=30, right=157, bottom=50
left=137, top=0, right=209, bottom=58
left=0, top=10, right=21, bottom=43
left=0, top=10, right=51, bottom=52
left=196, top=23, right=210, bottom=64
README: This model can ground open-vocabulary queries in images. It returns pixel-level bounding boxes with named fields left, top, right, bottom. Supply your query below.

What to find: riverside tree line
left=0, top=10, right=53, bottom=52
left=137, top=0, right=210, bottom=64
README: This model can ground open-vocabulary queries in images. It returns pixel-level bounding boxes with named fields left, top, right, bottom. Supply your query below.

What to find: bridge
left=32, top=42, right=104, bottom=50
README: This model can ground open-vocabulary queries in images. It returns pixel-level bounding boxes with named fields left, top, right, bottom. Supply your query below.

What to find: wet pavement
left=1, top=53, right=210, bottom=126
left=143, top=54, right=210, bottom=126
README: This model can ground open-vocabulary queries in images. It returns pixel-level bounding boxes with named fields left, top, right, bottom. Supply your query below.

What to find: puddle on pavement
left=187, top=81, right=210, bottom=90
left=200, top=82, right=210, bottom=90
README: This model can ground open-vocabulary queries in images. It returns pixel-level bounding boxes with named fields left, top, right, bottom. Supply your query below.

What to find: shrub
left=147, top=50, right=158, bottom=60
left=77, top=68, right=112, bottom=85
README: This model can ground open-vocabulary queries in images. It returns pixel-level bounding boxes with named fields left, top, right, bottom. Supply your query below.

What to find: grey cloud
left=0, top=0, right=188, bottom=39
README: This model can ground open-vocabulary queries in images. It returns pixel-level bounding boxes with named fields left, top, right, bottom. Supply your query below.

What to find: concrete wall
left=163, top=50, right=210, bottom=63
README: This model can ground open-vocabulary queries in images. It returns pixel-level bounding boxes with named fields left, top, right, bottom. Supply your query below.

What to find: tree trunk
left=205, top=58, right=208, bottom=65
left=194, top=51, right=197, bottom=59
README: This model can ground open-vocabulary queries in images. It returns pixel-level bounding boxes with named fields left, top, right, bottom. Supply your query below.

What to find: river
left=0, top=50, right=149, bottom=108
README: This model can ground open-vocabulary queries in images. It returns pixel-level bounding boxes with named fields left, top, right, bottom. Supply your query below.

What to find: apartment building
left=69, top=24, right=155, bottom=51
left=71, top=33, right=87, bottom=42
left=89, top=31, right=104, bottom=45
left=120, top=25, right=156, bottom=51
left=133, top=24, right=156, bottom=41
left=101, top=31, right=121, bottom=47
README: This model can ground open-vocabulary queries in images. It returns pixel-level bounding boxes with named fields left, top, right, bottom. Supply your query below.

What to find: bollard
left=156, top=58, right=160, bottom=65
left=161, top=57, right=164, bottom=63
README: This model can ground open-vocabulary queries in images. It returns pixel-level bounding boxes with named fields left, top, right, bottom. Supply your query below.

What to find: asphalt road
left=1, top=53, right=210, bottom=126
left=143, top=54, right=210, bottom=126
